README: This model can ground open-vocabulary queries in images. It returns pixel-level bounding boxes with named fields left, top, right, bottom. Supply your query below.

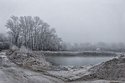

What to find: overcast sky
left=0, top=0, right=125, bottom=44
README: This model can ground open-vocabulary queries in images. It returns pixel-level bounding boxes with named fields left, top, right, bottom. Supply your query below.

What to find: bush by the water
left=0, top=42, right=9, bottom=51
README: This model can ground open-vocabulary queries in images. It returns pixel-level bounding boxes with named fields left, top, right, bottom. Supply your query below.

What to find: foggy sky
left=0, top=0, right=125, bottom=44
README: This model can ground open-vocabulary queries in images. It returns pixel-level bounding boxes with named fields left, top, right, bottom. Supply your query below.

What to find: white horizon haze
left=0, top=0, right=125, bottom=44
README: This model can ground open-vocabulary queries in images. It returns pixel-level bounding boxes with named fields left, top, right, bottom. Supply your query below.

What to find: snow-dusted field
left=46, top=66, right=92, bottom=81
left=0, top=51, right=124, bottom=83
left=0, top=52, right=64, bottom=83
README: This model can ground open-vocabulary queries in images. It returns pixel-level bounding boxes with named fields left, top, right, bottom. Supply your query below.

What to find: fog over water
left=0, top=0, right=125, bottom=44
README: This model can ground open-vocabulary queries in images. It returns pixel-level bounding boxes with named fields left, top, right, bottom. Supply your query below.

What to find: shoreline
left=41, top=51, right=119, bottom=57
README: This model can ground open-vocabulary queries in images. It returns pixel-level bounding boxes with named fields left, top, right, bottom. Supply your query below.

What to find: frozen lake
left=47, top=56, right=114, bottom=66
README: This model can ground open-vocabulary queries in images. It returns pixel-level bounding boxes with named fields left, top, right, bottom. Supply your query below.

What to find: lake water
left=46, top=56, right=114, bottom=66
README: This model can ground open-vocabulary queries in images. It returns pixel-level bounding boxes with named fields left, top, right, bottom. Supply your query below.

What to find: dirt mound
left=85, top=57, right=125, bottom=81
left=7, top=47, right=50, bottom=71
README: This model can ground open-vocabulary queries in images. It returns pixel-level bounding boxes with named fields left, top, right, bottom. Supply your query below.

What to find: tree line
left=5, top=16, right=64, bottom=51
left=1, top=16, right=125, bottom=52
left=65, top=42, right=125, bottom=52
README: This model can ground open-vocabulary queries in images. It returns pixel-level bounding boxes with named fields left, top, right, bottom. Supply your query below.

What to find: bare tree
left=6, top=16, right=21, bottom=46
left=6, top=16, right=64, bottom=51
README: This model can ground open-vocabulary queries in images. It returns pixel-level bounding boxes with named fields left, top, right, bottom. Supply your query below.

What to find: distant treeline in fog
left=64, top=42, right=125, bottom=52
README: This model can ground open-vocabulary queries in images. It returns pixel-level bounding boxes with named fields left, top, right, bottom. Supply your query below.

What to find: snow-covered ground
left=0, top=52, right=64, bottom=83
left=46, top=66, right=92, bottom=81
left=0, top=51, right=124, bottom=83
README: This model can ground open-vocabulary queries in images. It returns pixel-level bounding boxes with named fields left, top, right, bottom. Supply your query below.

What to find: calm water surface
left=47, top=56, right=114, bottom=66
